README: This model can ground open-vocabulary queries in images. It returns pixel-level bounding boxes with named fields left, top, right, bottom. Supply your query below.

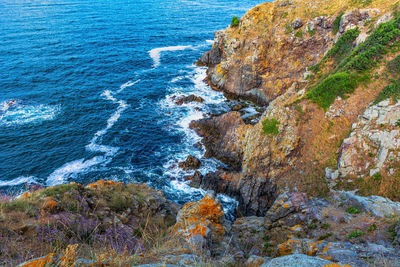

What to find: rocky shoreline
left=4, top=0, right=400, bottom=265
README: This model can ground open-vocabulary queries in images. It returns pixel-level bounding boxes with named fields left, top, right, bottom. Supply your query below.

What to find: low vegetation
left=231, top=16, right=240, bottom=27
left=262, top=118, right=280, bottom=135
left=308, top=16, right=400, bottom=109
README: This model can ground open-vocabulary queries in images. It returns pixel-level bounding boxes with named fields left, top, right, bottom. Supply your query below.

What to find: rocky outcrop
left=190, top=112, right=249, bottom=169
left=261, top=254, right=339, bottom=267
left=175, top=94, right=204, bottom=105
left=178, top=155, right=201, bottom=170
left=338, top=99, right=400, bottom=178
left=192, top=171, right=278, bottom=216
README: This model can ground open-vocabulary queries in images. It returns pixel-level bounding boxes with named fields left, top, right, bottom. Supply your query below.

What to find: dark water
left=0, top=0, right=264, bottom=214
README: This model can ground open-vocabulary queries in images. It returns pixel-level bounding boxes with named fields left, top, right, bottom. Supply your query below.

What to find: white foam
left=0, top=101, right=60, bottom=126
left=206, top=40, right=214, bottom=44
left=0, top=176, right=36, bottom=187
left=47, top=156, right=107, bottom=186
left=149, top=45, right=192, bottom=68
left=116, top=79, right=141, bottom=93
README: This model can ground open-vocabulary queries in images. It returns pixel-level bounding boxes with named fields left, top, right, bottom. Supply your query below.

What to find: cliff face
left=196, top=0, right=400, bottom=216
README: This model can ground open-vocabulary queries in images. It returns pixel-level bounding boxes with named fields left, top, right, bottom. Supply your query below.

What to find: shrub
left=347, top=230, right=363, bottom=239
left=332, top=12, right=344, bottom=35
left=262, top=118, right=280, bottom=135
left=295, top=30, right=303, bottom=38
left=387, top=55, right=400, bottom=76
left=346, top=206, right=361, bottom=214
left=307, top=72, right=359, bottom=110
left=374, top=79, right=400, bottom=104
left=325, top=28, right=360, bottom=62
left=231, top=16, right=240, bottom=27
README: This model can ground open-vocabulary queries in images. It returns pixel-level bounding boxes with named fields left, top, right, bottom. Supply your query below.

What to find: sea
left=0, top=0, right=264, bottom=217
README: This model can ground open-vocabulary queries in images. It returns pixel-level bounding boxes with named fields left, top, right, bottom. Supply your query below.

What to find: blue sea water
left=0, top=0, right=264, bottom=214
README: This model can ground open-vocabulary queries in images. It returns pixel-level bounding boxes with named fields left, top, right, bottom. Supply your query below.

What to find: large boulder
left=261, top=254, right=338, bottom=267
left=179, top=155, right=201, bottom=170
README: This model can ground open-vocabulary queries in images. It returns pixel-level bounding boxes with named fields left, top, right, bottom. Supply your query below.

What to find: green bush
left=231, top=16, right=240, bottom=27
left=387, top=55, right=400, bottom=75
left=374, top=79, right=400, bottom=104
left=262, top=118, right=280, bottom=135
left=332, top=12, right=344, bottom=35
left=337, top=18, right=400, bottom=72
left=346, top=206, right=361, bottom=214
left=295, top=30, right=303, bottom=38
left=325, top=28, right=360, bottom=62
left=347, top=230, right=363, bottom=239
left=307, top=72, right=358, bottom=110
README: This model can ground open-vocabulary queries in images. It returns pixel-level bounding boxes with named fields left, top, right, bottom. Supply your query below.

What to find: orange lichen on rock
left=87, top=180, right=122, bottom=188
left=19, top=253, right=56, bottom=267
left=173, top=194, right=225, bottom=239
left=21, top=192, right=30, bottom=198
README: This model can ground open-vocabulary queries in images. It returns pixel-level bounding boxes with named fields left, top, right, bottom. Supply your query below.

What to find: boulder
left=179, top=155, right=201, bottom=170
left=291, top=18, right=303, bottom=29
left=261, top=254, right=335, bottom=267
left=175, top=95, right=204, bottom=105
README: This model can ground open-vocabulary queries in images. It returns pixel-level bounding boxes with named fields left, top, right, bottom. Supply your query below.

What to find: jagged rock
left=185, top=170, right=203, bottom=187
left=199, top=171, right=278, bottom=216
left=175, top=95, right=204, bottom=105
left=190, top=112, right=249, bottom=170
left=394, top=221, right=400, bottom=246
left=336, top=191, right=400, bottom=218
left=339, top=9, right=380, bottom=33
left=291, top=18, right=303, bottom=29
left=261, top=254, right=335, bottom=267
left=178, top=155, right=201, bottom=170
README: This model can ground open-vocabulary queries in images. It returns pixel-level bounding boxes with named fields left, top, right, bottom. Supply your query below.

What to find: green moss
left=346, top=206, right=361, bottom=214
left=347, top=230, right=363, bottom=239
left=307, top=72, right=359, bottom=110
left=261, top=118, right=280, bottom=135
left=231, top=16, right=240, bottom=27
left=332, top=12, right=344, bottom=35
left=321, top=223, right=330, bottom=229
left=308, top=29, right=316, bottom=36
left=374, top=79, right=400, bottom=104
left=285, top=23, right=294, bottom=34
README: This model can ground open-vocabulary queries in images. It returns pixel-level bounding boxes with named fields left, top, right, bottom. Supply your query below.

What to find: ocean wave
left=0, top=100, right=60, bottom=126
left=0, top=176, right=37, bottom=187
left=46, top=156, right=107, bottom=186
left=149, top=45, right=192, bottom=68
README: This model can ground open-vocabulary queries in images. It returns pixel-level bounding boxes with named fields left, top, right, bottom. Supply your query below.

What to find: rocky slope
left=193, top=0, right=400, bottom=218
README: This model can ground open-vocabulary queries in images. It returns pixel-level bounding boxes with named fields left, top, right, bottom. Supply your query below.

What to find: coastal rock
left=198, top=171, right=278, bottom=216
left=178, top=155, right=201, bottom=170
left=190, top=112, right=249, bottom=169
left=175, top=95, right=204, bottom=105
left=339, top=9, right=380, bottom=33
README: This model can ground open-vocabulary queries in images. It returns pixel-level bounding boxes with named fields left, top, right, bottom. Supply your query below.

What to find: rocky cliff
left=194, top=0, right=400, bottom=218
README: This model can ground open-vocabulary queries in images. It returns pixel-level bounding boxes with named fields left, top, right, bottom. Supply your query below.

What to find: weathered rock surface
left=338, top=99, right=400, bottom=178
left=261, top=254, right=337, bottom=267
